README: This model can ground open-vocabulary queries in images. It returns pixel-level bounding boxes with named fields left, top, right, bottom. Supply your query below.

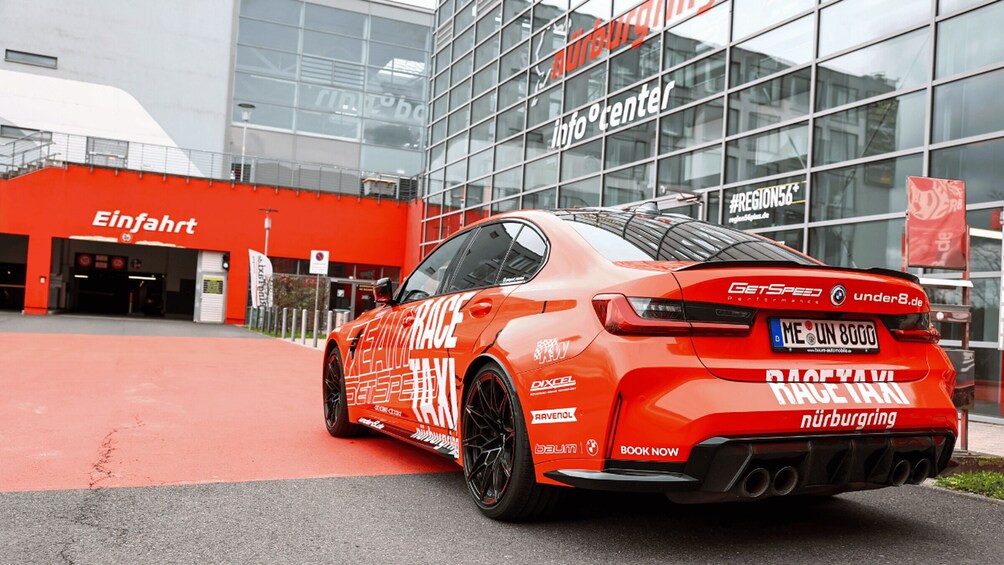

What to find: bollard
left=313, top=309, right=320, bottom=348
left=245, top=307, right=252, bottom=328
left=301, top=308, right=308, bottom=345
left=281, top=308, right=288, bottom=339
left=257, top=307, right=264, bottom=330
left=326, top=310, right=333, bottom=335
left=290, top=308, right=298, bottom=341
left=266, top=307, right=272, bottom=335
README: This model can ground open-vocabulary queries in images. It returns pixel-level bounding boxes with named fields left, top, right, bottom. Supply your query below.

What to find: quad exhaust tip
left=740, top=467, right=771, bottom=498
left=910, top=459, right=931, bottom=484
left=772, top=466, right=798, bottom=496
left=890, top=459, right=911, bottom=486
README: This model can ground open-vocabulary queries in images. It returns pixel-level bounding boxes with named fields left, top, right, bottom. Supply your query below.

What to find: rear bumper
left=544, top=431, right=955, bottom=501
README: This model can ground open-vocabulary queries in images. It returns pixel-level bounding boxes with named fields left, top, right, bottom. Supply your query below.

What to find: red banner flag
left=906, top=176, right=967, bottom=269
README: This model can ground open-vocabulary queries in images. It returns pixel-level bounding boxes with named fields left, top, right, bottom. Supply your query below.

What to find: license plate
left=769, top=318, right=878, bottom=353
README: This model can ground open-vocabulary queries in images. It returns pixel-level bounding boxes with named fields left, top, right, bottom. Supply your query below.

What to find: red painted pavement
left=0, top=333, right=457, bottom=492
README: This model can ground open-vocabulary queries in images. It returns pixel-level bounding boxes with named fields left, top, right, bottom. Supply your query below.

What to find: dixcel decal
left=530, top=375, right=577, bottom=396
left=531, top=408, right=578, bottom=424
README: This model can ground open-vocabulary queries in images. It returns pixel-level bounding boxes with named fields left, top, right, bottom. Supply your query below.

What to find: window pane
left=499, top=72, right=528, bottom=109
left=242, top=0, right=301, bottom=24
left=495, top=137, right=523, bottom=170
left=723, top=175, right=805, bottom=230
left=236, top=46, right=298, bottom=79
left=526, top=154, right=559, bottom=189
left=660, top=97, right=724, bottom=153
left=664, top=52, right=727, bottom=108
left=609, top=38, right=661, bottom=92
left=304, top=31, right=363, bottom=62
left=819, top=0, right=930, bottom=58
left=525, top=123, right=553, bottom=160
left=448, top=223, right=517, bottom=291
left=475, top=33, right=501, bottom=70
left=470, top=119, right=496, bottom=152
left=478, top=5, right=503, bottom=41
left=296, top=110, right=360, bottom=139
left=933, top=68, right=1004, bottom=143
left=939, top=0, right=989, bottom=15
left=725, top=123, right=808, bottom=183
left=469, top=147, right=493, bottom=179
left=494, top=167, right=523, bottom=199
left=471, top=90, right=496, bottom=123
left=813, top=91, right=926, bottom=166
left=561, top=176, right=602, bottom=207
left=657, top=145, right=722, bottom=194
left=809, top=219, right=904, bottom=270
left=497, top=103, right=526, bottom=140
left=732, top=0, right=813, bottom=40
left=498, top=225, right=547, bottom=283
left=664, top=0, right=729, bottom=69
left=931, top=137, right=1004, bottom=205
left=305, top=4, right=366, bottom=37
left=564, top=64, right=606, bottom=111
left=605, top=120, right=657, bottom=168
left=523, top=187, right=557, bottom=210
left=369, top=43, right=426, bottom=72
left=561, top=139, right=602, bottom=181
left=936, top=1, right=1004, bottom=78
left=400, top=232, right=471, bottom=302
left=730, top=15, right=813, bottom=88
left=362, top=120, right=422, bottom=149
left=238, top=19, right=299, bottom=52
left=810, top=154, right=921, bottom=222
left=447, top=132, right=469, bottom=162
left=360, top=146, right=423, bottom=176
left=371, top=17, right=428, bottom=50
left=728, top=68, right=811, bottom=136
left=816, top=29, right=930, bottom=111
left=473, top=62, right=498, bottom=96
left=234, top=72, right=296, bottom=106
left=757, top=229, right=804, bottom=253
left=603, top=163, right=654, bottom=206
left=527, top=84, right=562, bottom=128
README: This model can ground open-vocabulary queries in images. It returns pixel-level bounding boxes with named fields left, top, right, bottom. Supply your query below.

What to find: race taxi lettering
left=530, top=375, right=577, bottom=396
left=620, top=446, right=680, bottom=457
left=769, top=381, right=909, bottom=407
left=531, top=408, right=578, bottom=424
left=535, top=443, right=579, bottom=455
left=766, top=369, right=897, bottom=383
left=801, top=408, right=898, bottom=430
left=534, top=338, right=570, bottom=364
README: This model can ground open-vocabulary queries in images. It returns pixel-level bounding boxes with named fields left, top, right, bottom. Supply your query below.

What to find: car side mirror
left=373, top=277, right=394, bottom=305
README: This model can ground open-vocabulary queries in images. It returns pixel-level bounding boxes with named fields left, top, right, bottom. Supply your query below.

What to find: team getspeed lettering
left=728, top=282, right=822, bottom=297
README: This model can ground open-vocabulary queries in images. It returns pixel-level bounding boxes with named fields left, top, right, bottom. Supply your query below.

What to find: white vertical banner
left=248, top=249, right=274, bottom=308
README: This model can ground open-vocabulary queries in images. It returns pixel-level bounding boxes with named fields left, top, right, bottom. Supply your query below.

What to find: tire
left=461, top=362, right=564, bottom=521
left=323, top=346, right=367, bottom=438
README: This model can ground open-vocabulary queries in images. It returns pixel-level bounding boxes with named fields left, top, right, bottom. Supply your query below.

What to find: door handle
left=469, top=299, right=492, bottom=319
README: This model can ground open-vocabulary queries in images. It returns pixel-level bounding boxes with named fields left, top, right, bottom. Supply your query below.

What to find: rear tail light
left=881, top=312, right=941, bottom=344
left=592, top=294, right=756, bottom=337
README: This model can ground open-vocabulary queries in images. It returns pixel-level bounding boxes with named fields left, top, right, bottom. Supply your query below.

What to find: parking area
left=0, top=313, right=454, bottom=493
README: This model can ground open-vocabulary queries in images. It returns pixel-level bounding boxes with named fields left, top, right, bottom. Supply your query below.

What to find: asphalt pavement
left=2, top=312, right=1003, bottom=564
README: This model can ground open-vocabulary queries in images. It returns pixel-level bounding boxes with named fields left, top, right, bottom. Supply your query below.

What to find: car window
left=559, top=211, right=816, bottom=265
left=446, top=223, right=519, bottom=292
left=398, top=232, right=471, bottom=303
left=497, top=224, right=547, bottom=284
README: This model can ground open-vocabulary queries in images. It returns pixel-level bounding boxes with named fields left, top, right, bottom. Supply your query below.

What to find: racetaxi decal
left=769, top=382, right=909, bottom=406
left=531, top=408, right=578, bottom=424
left=344, top=291, right=476, bottom=431
left=534, top=338, right=570, bottom=364
left=530, top=375, right=577, bottom=396
left=766, top=369, right=897, bottom=382
left=800, top=408, right=898, bottom=430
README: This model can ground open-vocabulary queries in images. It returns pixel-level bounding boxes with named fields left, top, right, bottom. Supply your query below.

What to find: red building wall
left=0, top=166, right=411, bottom=323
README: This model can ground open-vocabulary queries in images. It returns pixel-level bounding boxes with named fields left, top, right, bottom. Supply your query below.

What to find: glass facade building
left=233, top=0, right=432, bottom=176
left=423, top=0, right=1004, bottom=419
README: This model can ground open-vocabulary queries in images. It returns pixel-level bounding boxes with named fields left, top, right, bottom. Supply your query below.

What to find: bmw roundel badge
left=830, top=285, right=846, bottom=306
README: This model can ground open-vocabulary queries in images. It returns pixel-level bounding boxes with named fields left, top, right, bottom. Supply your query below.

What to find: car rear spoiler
left=675, top=261, right=920, bottom=284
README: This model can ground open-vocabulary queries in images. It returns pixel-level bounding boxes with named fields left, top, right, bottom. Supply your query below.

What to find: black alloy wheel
left=323, top=347, right=366, bottom=438
left=461, top=362, right=563, bottom=521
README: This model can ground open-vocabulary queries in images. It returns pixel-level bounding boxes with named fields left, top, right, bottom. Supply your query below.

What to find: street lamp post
left=238, top=102, right=255, bottom=181
left=260, top=208, right=278, bottom=257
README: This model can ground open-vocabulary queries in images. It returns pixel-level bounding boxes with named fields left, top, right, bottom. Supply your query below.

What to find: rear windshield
left=557, top=211, right=817, bottom=265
